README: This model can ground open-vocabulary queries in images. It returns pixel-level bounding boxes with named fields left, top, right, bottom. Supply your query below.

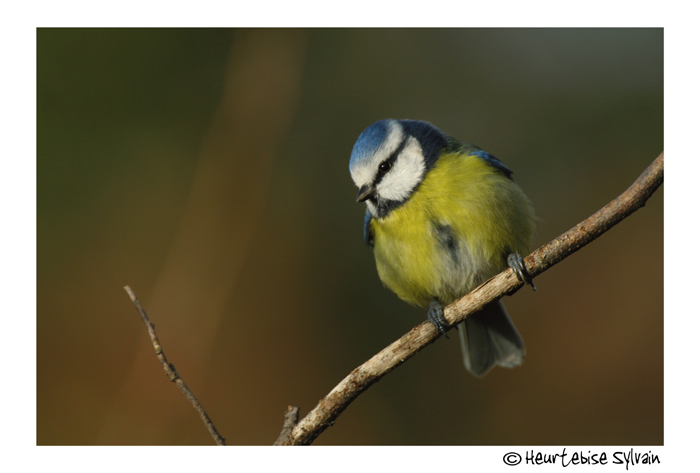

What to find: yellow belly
left=370, top=152, right=535, bottom=308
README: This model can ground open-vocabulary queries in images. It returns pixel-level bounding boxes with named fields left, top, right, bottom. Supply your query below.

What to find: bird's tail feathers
left=457, top=300, right=525, bottom=377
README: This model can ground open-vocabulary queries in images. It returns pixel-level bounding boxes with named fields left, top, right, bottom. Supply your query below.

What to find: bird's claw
left=428, top=299, right=450, bottom=338
left=508, top=253, right=536, bottom=291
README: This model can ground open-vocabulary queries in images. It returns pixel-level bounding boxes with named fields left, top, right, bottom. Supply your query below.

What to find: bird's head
left=349, top=119, right=447, bottom=218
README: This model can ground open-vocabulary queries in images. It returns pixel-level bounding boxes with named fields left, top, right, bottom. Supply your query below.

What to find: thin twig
left=273, top=405, right=301, bottom=445
left=123, top=285, right=226, bottom=446
left=278, top=152, right=664, bottom=445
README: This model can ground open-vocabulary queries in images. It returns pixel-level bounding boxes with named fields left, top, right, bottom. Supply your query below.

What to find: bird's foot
left=428, top=299, right=450, bottom=338
left=507, top=253, right=536, bottom=291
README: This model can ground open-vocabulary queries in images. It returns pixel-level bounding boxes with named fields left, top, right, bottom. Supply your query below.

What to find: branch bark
left=124, top=285, right=226, bottom=446
left=273, top=405, right=301, bottom=445
left=277, top=152, right=664, bottom=446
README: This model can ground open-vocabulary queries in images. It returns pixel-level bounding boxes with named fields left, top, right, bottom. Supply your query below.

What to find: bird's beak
left=356, top=184, right=374, bottom=203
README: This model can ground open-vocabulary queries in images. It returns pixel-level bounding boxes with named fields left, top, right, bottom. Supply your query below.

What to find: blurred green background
left=37, top=28, right=663, bottom=445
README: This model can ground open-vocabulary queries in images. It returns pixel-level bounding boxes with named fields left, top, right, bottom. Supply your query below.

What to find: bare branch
left=279, top=152, right=664, bottom=446
left=123, top=285, right=226, bottom=446
left=273, top=405, right=300, bottom=445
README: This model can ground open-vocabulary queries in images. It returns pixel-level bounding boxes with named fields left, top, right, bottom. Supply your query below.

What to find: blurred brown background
left=37, top=28, right=663, bottom=445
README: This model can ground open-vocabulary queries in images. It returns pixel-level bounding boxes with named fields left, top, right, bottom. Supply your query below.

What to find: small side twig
left=273, top=405, right=300, bottom=445
left=123, top=285, right=226, bottom=446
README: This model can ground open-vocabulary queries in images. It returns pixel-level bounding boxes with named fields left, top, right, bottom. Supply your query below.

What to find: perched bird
left=349, top=119, right=536, bottom=377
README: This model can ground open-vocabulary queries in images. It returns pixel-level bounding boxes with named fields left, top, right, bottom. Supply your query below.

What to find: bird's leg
left=428, top=298, right=450, bottom=338
left=507, top=253, right=536, bottom=291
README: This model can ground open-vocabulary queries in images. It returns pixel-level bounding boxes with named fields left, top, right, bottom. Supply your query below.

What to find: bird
left=349, top=119, right=537, bottom=377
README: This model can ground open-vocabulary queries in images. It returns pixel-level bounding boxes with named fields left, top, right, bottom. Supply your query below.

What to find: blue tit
left=349, top=119, right=536, bottom=377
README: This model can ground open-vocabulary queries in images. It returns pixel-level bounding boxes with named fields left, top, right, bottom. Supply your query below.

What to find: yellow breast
left=370, top=152, right=535, bottom=308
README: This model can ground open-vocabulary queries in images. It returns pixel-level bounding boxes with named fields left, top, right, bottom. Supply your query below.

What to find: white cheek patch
left=376, top=137, right=425, bottom=202
left=365, top=200, right=378, bottom=218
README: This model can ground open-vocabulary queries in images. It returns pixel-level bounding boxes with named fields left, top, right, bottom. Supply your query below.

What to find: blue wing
left=363, top=209, right=374, bottom=248
left=470, top=149, right=513, bottom=179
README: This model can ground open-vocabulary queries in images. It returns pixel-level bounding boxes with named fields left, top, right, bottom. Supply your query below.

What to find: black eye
left=378, top=161, right=392, bottom=174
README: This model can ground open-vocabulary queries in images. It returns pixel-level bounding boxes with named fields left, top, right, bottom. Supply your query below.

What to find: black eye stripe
left=374, top=135, right=408, bottom=185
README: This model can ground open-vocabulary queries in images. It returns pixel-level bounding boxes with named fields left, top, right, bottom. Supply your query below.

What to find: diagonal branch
left=277, top=152, right=664, bottom=446
left=124, top=285, right=226, bottom=446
